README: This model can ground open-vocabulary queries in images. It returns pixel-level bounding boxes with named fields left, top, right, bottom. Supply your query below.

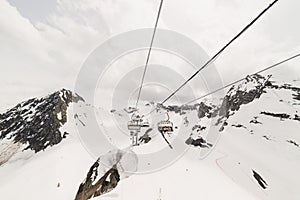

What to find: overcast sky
left=1, top=0, right=300, bottom=110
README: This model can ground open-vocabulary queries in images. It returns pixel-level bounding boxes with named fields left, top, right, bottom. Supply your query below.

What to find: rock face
left=74, top=149, right=138, bottom=200
left=0, top=89, right=84, bottom=153
left=219, top=74, right=271, bottom=118
left=211, top=74, right=272, bottom=131
left=197, top=102, right=218, bottom=119
left=75, top=159, right=120, bottom=200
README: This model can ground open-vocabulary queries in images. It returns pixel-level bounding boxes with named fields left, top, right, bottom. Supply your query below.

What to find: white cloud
left=161, top=0, right=300, bottom=84
left=0, top=0, right=107, bottom=109
left=0, top=0, right=299, bottom=110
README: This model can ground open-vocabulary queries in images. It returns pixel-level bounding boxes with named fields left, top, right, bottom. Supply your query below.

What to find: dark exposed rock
left=293, top=93, right=300, bottom=101
left=252, top=170, right=268, bottom=189
left=192, top=125, right=206, bottom=132
left=262, top=135, right=271, bottom=141
left=0, top=89, right=84, bottom=153
left=268, top=82, right=300, bottom=93
left=215, top=74, right=271, bottom=131
left=287, top=140, right=299, bottom=147
left=219, top=74, right=270, bottom=118
left=232, top=124, right=247, bottom=129
left=219, top=125, right=225, bottom=132
left=197, top=102, right=216, bottom=119
left=160, top=104, right=198, bottom=114
left=63, top=132, right=69, bottom=139
left=260, top=111, right=290, bottom=120
left=268, top=82, right=300, bottom=102
left=75, top=159, right=120, bottom=200
left=294, top=114, right=300, bottom=121
left=261, top=111, right=300, bottom=122
left=185, top=137, right=212, bottom=148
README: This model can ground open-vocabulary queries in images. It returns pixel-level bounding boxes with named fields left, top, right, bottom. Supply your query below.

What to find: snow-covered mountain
left=0, top=74, right=299, bottom=200
left=213, top=74, right=300, bottom=200
left=150, top=73, right=300, bottom=200
left=0, top=89, right=84, bottom=164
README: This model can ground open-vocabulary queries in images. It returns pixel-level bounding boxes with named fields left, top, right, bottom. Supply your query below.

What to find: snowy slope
left=0, top=74, right=299, bottom=200
left=214, top=76, right=300, bottom=200
left=0, top=91, right=92, bottom=200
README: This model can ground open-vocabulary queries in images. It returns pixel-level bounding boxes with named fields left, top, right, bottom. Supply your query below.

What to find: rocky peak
left=219, top=74, right=271, bottom=118
left=0, top=89, right=84, bottom=153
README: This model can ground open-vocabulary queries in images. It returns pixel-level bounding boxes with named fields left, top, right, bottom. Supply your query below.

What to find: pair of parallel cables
left=136, top=0, right=299, bottom=109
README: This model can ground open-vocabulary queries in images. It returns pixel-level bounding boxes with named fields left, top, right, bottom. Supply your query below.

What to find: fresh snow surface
left=1, top=78, right=300, bottom=200
left=0, top=101, right=258, bottom=200
left=213, top=83, right=300, bottom=200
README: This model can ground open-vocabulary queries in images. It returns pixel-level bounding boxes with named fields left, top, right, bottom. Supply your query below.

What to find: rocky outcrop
left=197, top=102, right=218, bottom=119
left=261, top=111, right=300, bottom=122
left=287, top=140, right=299, bottom=148
left=219, top=74, right=271, bottom=118
left=0, top=89, right=84, bottom=153
left=75, top=159, right=120, bottom=200
left=185, top=137, right=212, bottom=148
left=252, top=170, right=268, bottom=189
left=158, top=104, right=198, bottom=115
left=214, top=74, right=271, bottom=131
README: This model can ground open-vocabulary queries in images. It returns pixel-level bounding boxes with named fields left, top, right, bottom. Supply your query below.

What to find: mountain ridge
left=0, top=88, right=84, bottom=162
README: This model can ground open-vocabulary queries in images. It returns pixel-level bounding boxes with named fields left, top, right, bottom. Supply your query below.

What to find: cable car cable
left=160, top=0, right=279, bottom=105
left=136, top=0, right=164, bottom=108
left=144, top=52, right=300, bottom=116
left=183, top=52, right=300, bottom=105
